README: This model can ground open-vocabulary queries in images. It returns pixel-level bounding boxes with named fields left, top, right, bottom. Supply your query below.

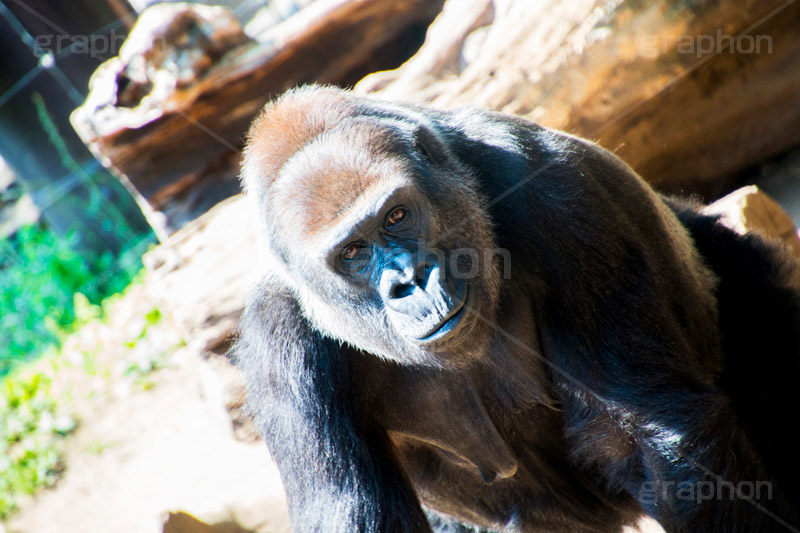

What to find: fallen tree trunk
left=71, top=0, right=443, bottom=233
left=358, top=0, right=800, bottom=198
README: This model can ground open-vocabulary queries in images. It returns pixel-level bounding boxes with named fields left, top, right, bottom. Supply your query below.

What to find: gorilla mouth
left=414, top=285, right=470, bottom=343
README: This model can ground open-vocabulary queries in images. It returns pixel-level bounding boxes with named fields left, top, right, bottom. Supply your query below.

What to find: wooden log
left=71, top=0, right=444, bottom=232
left=142, top=194, right=262, bottom=354
left=358, top=0, right=800, bottom=198
left=703, top=185, right=800, bottom=258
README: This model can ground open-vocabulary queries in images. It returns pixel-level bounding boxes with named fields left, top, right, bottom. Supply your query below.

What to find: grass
left=0, top=363, right=75, bottom=518
left=0, top=92, right=163, bottom=519
left=0, top=224, right=146, bottom=517
left=0, top=222, right=153, bottom=376
left=0, top=281, right=182, bottom=519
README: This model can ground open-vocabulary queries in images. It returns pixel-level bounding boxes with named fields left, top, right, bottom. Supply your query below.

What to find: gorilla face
left=331, top=199, right=472, bottom=345
left=243, top=101, right=500, bottom=367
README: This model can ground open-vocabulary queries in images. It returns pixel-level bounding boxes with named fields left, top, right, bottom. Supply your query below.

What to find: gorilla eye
left=342, top=243, right=361, bottom=261
left=386, top=207, right=407, bottom=228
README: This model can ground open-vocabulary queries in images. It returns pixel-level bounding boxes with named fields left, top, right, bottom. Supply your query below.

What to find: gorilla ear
left=413, top=137, right=434, bottom=163
left=411, top=124, right=445, bottom=165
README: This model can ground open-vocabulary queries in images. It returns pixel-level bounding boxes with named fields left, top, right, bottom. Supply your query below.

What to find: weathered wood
left=358, top=0, right=800, bottom=198
left=703, top=185, right=800, bottom=257
left=355, top=0, right=494, bottom=96
left=142, top=194, right=263, bottom=354
left=71, top=0, right=444, bottom=232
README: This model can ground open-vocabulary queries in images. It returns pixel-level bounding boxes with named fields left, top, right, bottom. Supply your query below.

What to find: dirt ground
left=2, top=283, right=290, bottom=533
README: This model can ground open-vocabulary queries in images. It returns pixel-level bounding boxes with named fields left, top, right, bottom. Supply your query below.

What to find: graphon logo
left=33, top=30, right=164, bottom=59
left=638, top=29, right=773, bottom=58
left=639, top=478, right=773, bottom=505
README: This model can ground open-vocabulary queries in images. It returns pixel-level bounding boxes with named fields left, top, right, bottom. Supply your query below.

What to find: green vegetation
left=0, top=298, right=181, bottom=519
left=0, top=365, right=75, bottom=518
left=0, top=90, right=163, bottom=519
left=0, top=91, right=156, bottom=375
left=0, top=220, right=153, bottom=517
left=122, top=307, right=185, bottom=391
left=0, top=222, right=152, bottom=375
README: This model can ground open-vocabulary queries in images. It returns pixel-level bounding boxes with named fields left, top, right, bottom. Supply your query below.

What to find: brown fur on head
left=242, top=86, right=356, bottom=194
left=241, top=85, right=500, bottom=367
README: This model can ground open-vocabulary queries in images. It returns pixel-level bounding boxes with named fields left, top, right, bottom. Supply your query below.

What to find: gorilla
left=232, top=85, right=800, bottom=532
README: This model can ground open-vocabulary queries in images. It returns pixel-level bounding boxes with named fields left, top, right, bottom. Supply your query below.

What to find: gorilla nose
left=389, top=282, right=416, bottom=299
left=382, top=251, right=437, bottom=302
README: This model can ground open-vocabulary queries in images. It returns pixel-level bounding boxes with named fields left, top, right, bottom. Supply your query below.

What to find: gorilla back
left=232, top=85, right=800, bottom=532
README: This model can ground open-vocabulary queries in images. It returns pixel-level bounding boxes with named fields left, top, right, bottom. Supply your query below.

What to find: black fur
left=667, top=198, right=800, bottom=507
left=232, top=86, right=800, bottom=532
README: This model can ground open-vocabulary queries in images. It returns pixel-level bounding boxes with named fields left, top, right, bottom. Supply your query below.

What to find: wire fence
left=0, top=0, right=276, bottom=237
left=0, top=0, right=317, bottom=365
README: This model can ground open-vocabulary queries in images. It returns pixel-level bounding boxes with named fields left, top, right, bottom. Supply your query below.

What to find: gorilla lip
left=414, top=285, right=470, bottom=343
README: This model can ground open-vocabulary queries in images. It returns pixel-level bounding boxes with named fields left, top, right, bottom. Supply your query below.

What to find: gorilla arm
left=233, top=278, right=431, bottom=532
left=354, top=355, right=519, bottom=486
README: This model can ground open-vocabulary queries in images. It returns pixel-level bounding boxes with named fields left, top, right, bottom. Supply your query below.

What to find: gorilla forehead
left=243, top=85, right=421, bottom=194
left=273, top=122, right=419, bottom=240
left=243, top=87, right=357, bottom=189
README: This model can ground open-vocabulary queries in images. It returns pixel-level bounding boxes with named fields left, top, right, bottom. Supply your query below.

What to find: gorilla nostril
left=390, top=283, right=415, bottom=299
left=415, top=260, right=434, bottom=288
